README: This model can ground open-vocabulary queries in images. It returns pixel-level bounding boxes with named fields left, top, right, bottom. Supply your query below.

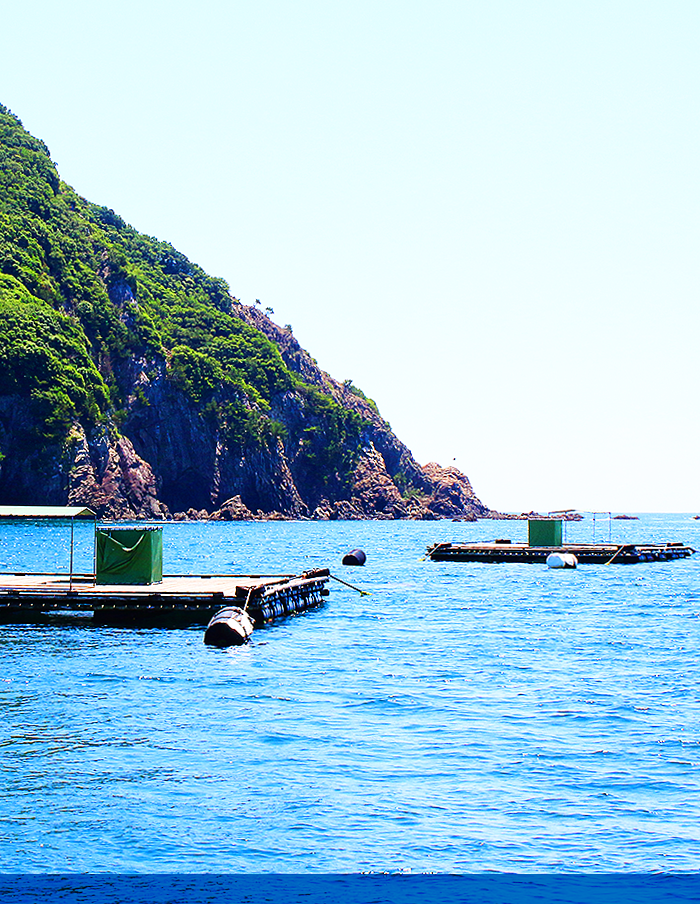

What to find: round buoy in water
left=342, top=548, right=366, bottom=566
left=546, top=552, right=578, bottom=569
left=204, top=606, right=254, bottom=647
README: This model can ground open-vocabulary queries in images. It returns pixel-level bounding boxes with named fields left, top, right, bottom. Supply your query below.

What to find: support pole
left=69, top=518, right=74, bottom=591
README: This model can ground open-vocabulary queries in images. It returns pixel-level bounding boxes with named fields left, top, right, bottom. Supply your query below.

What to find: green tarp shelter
left=528, top=519, right=563, bottom=547
left=96, top=527, right=163, bottom=585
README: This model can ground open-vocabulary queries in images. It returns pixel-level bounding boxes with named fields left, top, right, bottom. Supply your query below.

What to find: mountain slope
left=0, top=104, right=490, bottom=520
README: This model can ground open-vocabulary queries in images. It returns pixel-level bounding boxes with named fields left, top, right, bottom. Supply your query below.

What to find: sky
left=2, top=1, right=699, bottom=513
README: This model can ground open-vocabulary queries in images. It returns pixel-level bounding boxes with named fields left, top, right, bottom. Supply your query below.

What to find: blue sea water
left=1, top=514, right=699, bottom=875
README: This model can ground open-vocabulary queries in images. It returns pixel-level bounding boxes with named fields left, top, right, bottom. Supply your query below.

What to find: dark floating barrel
left=204, top=606, right=254, bottom=647
left=342, top=548, right=366, bottom=566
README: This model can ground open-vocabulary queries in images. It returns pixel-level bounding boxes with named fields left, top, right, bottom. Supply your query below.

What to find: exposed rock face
left=419, top=462, right=486, bottom=519
left=66, top=426, right=168, bottom=520
left=1, top=321, right=491, bottom=521
left=0, top=396, right=68, bottom=504
left=120, top=363, right=309, bottom=517
left=349, top=444, right=410, bottom=519
left=0, top=400, right=167, bottom=519
left=311, top=444, right=410, bottom=520
left=210, top=495, right=255, bottom=521
left=308, top=452, right=489, bottom=521
left=0, top=306, right=491, bottom=521
left=137, top=305, right=489, bottom=522
left=230, top=308, right=491, bottom=520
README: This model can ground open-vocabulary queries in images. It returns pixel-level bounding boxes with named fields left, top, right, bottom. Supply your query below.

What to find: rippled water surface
left=1, top=514, right=699, bottom=872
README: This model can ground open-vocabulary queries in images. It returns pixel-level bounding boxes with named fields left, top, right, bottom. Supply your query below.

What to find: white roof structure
left=0, top=505, right=96, bottom=519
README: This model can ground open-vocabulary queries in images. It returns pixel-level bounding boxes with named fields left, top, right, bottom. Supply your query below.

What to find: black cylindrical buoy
left=204, top=606, right=254, bottom=647
left=342, top=548, right=366, bottom=566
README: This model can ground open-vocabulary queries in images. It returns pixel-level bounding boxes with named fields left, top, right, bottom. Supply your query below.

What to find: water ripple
left=1, top=515, right=699, bottom=872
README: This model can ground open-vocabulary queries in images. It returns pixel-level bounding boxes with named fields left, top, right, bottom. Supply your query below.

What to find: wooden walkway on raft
left=426, top=541, right=695, bottom=565
left=0, top=568, right=330, bottom=626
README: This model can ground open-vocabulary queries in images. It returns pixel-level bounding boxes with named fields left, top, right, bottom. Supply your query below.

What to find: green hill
left=0, top=103, right=488, bottom=521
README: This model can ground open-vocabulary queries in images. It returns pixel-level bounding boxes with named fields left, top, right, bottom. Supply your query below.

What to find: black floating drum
left=342, top=548, right=366, bottom=566
left=204, top=606, right=254, bottom=647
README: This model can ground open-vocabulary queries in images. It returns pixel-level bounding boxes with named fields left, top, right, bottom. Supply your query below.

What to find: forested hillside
left=0, top=104, right=489, bottom=520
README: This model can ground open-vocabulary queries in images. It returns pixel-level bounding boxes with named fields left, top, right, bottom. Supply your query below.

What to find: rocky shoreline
left=119, top=494, right=583, bottom=524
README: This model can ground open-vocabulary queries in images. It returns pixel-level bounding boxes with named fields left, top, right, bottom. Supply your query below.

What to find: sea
left=1, top=513, right=699, bottom=894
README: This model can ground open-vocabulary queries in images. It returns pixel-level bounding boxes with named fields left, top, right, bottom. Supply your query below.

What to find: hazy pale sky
left=2, top=1, right=699, bottom=512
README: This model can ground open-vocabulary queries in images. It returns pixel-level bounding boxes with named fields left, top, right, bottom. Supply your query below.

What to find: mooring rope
left=243, top=586, right=256, bottom=613
left=328, top=573, right=370, bottom=595
left=604, top=544, right=631, bottom=565
left=421, top=542, right=446, bottom=561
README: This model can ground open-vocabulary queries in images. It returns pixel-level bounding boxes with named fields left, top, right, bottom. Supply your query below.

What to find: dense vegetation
left=0, top=103, right=364, bottom=492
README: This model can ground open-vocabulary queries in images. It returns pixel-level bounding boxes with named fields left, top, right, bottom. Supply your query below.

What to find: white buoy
left=546, top=552, right=578, bottom=569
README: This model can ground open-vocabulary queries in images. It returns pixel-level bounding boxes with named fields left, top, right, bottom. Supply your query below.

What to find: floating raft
left=426, top=541, right=695, bottom=565
left=0, top=568, right=330, bottom=626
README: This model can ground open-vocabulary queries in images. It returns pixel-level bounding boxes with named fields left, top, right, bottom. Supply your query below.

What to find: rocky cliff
left=0, top=104, right=491, bottom=521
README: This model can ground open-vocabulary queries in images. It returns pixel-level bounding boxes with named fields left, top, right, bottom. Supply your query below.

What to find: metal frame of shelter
left=591, top=511, right=613, bottom=544
left=547, top=510, right=615, bottom=544
left=0, top=505, right=97, bottom=590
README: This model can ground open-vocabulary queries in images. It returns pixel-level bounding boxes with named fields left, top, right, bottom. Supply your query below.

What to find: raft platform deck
left=426, top=541, right=695, bottom=565
left=0, top=568, right=330, bottom=626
